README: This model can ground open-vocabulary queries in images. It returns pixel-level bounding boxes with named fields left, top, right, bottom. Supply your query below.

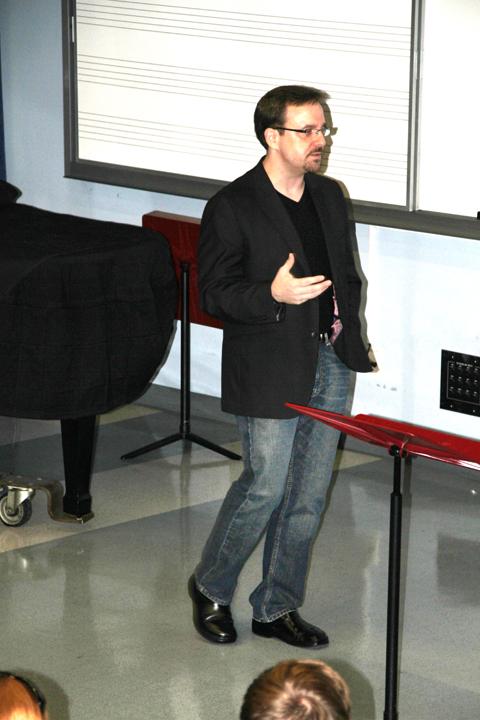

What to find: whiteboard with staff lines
left=66, top=0, right=412, bottom=206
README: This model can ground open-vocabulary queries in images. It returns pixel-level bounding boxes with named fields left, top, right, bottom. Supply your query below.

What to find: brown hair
left=0, top=675, right=45, bottom=720
left=240, top=659, right=351, bottom=720
left=254, top=85, right=329, bottom=149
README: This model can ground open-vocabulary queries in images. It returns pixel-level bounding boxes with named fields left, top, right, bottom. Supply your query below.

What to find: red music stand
left=286, top=403, right=480, bottom=720
left=122, top=212, right=240, bottom=461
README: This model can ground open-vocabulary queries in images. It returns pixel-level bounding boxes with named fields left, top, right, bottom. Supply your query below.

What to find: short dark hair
left=254, top=85, right=329, bottom=149
left=240, top=659, right=351, bottom=720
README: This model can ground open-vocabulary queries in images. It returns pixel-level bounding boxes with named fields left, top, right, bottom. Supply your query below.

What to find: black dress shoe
left=252, top=610, right=329, bottom=648
left=188, top=575, right=237, bottom=644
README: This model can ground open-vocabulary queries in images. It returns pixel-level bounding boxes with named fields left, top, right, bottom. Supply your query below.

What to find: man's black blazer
left=198, top=161, right=371, bottom=419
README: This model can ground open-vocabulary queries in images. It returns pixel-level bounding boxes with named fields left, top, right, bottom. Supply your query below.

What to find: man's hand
left=271, top=253, right=332, bottom=305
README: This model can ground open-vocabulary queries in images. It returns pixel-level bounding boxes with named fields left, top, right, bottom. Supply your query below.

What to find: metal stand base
left=121, top=430, right=241, bottom=461
left=121, top=262, right=241, bottom=462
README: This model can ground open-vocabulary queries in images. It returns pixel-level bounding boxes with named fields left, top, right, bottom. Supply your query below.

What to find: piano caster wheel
left=0, top=489, right=33, bottom=527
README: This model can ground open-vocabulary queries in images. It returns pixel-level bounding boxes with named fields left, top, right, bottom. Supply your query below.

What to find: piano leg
left=61, top=415, right=96, bottom=519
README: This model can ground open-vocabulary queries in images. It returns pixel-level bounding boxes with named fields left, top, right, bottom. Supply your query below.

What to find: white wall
left=354, top=225, right=479, bottom=437
left=1, top=1, right=479, bottom=440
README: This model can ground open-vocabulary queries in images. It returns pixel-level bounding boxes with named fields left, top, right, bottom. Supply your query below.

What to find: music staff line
left=78, top=55, right=409, bottom=101
left=77, top=21, right=410, bottom=57
left=78, top=132, right=407, bottom=183
left=76, top=2, right=410, bottom=58
left=77, top=0, right=409, bottom=34
left=78, top=77, right=408, bottom=121
left=78, top=113, right=407, bottom=179
left=78, top=110, right=409, bottom=149
left=77, top=56, right=409, bottom=116
left=76, top=2, right=410, bottom=35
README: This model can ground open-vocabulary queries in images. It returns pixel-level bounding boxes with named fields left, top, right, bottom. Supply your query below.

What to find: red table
left=286, top=404, right=480, bottom=720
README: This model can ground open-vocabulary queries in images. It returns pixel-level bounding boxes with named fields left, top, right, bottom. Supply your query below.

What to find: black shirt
left=277, top=186, right=334, bottom=333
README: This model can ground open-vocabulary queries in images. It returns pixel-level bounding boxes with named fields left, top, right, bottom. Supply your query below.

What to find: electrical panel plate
left=440, top=350, right=480, bottom=416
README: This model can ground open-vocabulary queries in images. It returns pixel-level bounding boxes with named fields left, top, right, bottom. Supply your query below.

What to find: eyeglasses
left=272, top=126, right=333, bottom=138
left=0, top=672, right=47, bottom=715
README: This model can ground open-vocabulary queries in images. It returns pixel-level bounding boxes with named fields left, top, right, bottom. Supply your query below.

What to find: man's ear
left=264, top=127, right=278, bottom=150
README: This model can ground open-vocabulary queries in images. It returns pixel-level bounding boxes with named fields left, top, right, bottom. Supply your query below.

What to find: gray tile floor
left=0, top=386, right=479, bottom=719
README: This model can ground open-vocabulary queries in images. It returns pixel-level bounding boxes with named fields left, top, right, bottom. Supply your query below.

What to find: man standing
left=188, top=85, right=372, bottom=648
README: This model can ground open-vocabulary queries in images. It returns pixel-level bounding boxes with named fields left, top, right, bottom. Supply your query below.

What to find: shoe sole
left=195, top=625, right=237, bottom=644
left=252, top=624, right=328, bottom=649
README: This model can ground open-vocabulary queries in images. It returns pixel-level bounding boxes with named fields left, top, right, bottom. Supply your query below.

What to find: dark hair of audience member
left=240, top=659, right=351, bottom=720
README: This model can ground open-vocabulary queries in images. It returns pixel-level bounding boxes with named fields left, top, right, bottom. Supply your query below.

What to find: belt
left=319, top=332, right=331, bottom=345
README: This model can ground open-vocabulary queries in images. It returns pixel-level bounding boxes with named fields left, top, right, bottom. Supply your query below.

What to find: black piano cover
left=0, top=202, right=177, bottom=419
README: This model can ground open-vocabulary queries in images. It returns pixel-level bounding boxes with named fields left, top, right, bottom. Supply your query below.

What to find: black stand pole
left=121, top=262, right=241, bottom=461
left=384, top=445, right=403, bottom=720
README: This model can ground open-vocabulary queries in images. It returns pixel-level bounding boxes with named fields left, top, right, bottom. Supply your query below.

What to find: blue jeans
left=195, top=342, right=351, bottom=622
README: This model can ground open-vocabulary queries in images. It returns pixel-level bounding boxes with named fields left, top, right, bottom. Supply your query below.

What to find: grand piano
left=0, top=180, right=177, bottom=525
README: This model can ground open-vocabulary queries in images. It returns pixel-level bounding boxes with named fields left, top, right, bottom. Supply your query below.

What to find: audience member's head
left=0, top=672, right=48, bottom=720
left=240, top=659, right=351, bottom=720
